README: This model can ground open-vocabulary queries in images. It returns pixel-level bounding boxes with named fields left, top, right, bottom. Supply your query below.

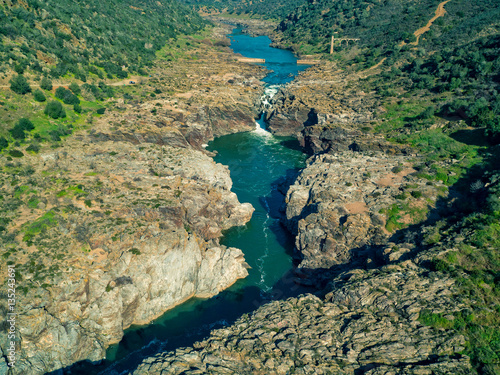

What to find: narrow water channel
left=68, top=28, right=310, bottom=375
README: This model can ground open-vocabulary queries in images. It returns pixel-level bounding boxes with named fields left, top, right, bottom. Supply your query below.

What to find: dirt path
left=412, top=0, right=451, bottom=46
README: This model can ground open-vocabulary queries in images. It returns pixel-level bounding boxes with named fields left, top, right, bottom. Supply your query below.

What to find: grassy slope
left=0, top=0, right=205, bottom=81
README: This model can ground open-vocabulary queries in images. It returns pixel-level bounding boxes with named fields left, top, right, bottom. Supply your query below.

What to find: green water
left=208, top=130, right=306, bottom=289
left=67, top=29, right=310, bottom=375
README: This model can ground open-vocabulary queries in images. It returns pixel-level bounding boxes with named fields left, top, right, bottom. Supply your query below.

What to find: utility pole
left=330, top=32, right=338, bottom=54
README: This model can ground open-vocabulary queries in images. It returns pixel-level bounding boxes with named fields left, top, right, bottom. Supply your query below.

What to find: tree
left=9, top=118, right=35, bottom=140
left=55, top=87, right=68, bottom=99
left=69, top=82, right=81, bottom=95
left=33, top=89, right=46, bottom=102
left=14, top=64, right=25, bottom=74
left=484, top=117, right=500, bottom=144
left=44, top=101, right=66, bottom=119
left=55, top=87, right=80, bottom=105
left=419, top=106, right=435, bottom=120
left=40, top=77, right=53, bottom=91
left=9, top=74, right=31, bottom=95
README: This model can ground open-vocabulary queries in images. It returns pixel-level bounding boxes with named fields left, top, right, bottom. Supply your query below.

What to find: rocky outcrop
left=134, top=260, right=471, bottom=375
left=0, top=139, right=253, bottom=375
left=299, top=122, right=411, bottom=155
left=265, top=63, right=379, bottom=140
left=284, top=152, right=445, bottom=269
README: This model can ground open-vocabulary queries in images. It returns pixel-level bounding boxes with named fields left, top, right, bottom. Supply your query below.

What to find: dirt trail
left=412, top=0, right=451, bottom=46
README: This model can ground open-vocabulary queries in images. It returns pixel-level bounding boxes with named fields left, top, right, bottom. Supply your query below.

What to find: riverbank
left=0, top=24, right=270, bottom=375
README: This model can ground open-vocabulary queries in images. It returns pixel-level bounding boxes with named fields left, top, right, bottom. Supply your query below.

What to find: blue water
left=229, top=28, right=308, bottom=84
left=66, top=28, right=310, bottom=375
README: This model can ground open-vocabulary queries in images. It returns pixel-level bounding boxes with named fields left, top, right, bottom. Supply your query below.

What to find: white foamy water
left=254, top=121, right=272, bottom=136
left=257, top=198, right=272, bottom=293
left=260, top=84, right=281, bottom=109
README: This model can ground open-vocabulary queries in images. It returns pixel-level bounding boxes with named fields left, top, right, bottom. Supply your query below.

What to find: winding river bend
left=71, top=28, right=310, bottom=375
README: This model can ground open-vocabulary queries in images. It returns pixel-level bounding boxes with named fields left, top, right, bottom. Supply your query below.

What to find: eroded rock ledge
left=284, top=152, right=447, bottom=269
left=1, top=140, right=254, bottom=375
left=134, top=260, right=471, bottom=375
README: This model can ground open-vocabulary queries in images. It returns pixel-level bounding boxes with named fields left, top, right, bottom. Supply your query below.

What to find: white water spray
left=254, top=84, right=282, bottom=136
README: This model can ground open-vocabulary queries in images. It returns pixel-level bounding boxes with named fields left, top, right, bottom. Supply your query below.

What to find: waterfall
left=254, top=84, right=281, bottom=135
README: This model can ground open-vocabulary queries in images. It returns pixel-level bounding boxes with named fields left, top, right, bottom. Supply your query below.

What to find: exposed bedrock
left=1, top=139, right=253, bottom=375
left=284, top=152, right=446, bottom=269
left=134, top=261, right=472, bottom=375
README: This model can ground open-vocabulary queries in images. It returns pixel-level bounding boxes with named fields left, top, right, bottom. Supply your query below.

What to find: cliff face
left=265, top=63, right=373, bottom=136
left=0, top=25, right=266, bottom=374
left=264, top=62, right=411, bottom=157
left=1, top=131, right=254, bottom=375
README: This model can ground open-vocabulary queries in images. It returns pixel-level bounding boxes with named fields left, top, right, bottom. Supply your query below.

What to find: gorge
left=0, top=1, right=498, bottom=374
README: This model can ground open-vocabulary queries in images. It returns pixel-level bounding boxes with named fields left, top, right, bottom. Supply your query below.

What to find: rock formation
left=284, top=152, right=445, bottom=269
left=134, top=260, right=471, bottom=375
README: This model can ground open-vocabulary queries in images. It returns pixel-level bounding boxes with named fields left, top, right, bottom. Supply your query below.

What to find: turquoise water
left=229, top=28, right=307, bottom=85
left=68, top=29, right=309, bottom=375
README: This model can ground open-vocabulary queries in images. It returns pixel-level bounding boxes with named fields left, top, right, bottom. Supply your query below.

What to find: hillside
left=0, top=19, right=271, bottom=373
left=181, top=0, right=306, bottom=20
left=0, top=0, right=205, bottom=81
left=275, top=0, right=500, bottom=52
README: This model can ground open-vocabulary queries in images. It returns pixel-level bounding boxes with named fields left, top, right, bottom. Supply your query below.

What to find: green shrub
left=0, top=136, right=8, bottom=150
left=429, top=258, right=452, bottom=272
left=418, top=106, right=435, bottom=120
left=14, top=64, right=25, bottom=75
left=129, top=248, right=141, bottom=255
left=419, top=309, right=453, bottom=329
left=23, top=210, right=58, bottom=242
left=484, top=117, right=500, bottom=144
left=96, top=108, right=106, bottom=115
left=27, top=197, right=39, bottom=209
left=69, top=82, right=81, bottom=95
left=33, top=89, right=46, bottom=102
left=84, top=199, right=92, bottom=207
left=26, top=143, right=40, bottom=153
left=9, top=118, right=35, bottom=140
left=40, top=77, right=53, bottom=91
left=44, top=101, right=66, bottom=119
left=392, top=166, right=403, bottom=173
left=411, top=190, right=423, bottom=198
left=73, top=103, right=82, bottom=113
left=48, top=125, right=72, bottom=142
left=10, top=74, right=31, bottom=95
left=55, top=87, right=79, bottom=105
left=9, top=149, right=24, bottom=158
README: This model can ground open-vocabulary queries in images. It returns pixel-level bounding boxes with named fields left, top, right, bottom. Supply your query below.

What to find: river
left=68, top=28, right=310, bottom=375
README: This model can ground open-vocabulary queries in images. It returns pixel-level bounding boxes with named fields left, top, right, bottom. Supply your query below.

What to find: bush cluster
left=44, top=101, right=66, bottom=119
